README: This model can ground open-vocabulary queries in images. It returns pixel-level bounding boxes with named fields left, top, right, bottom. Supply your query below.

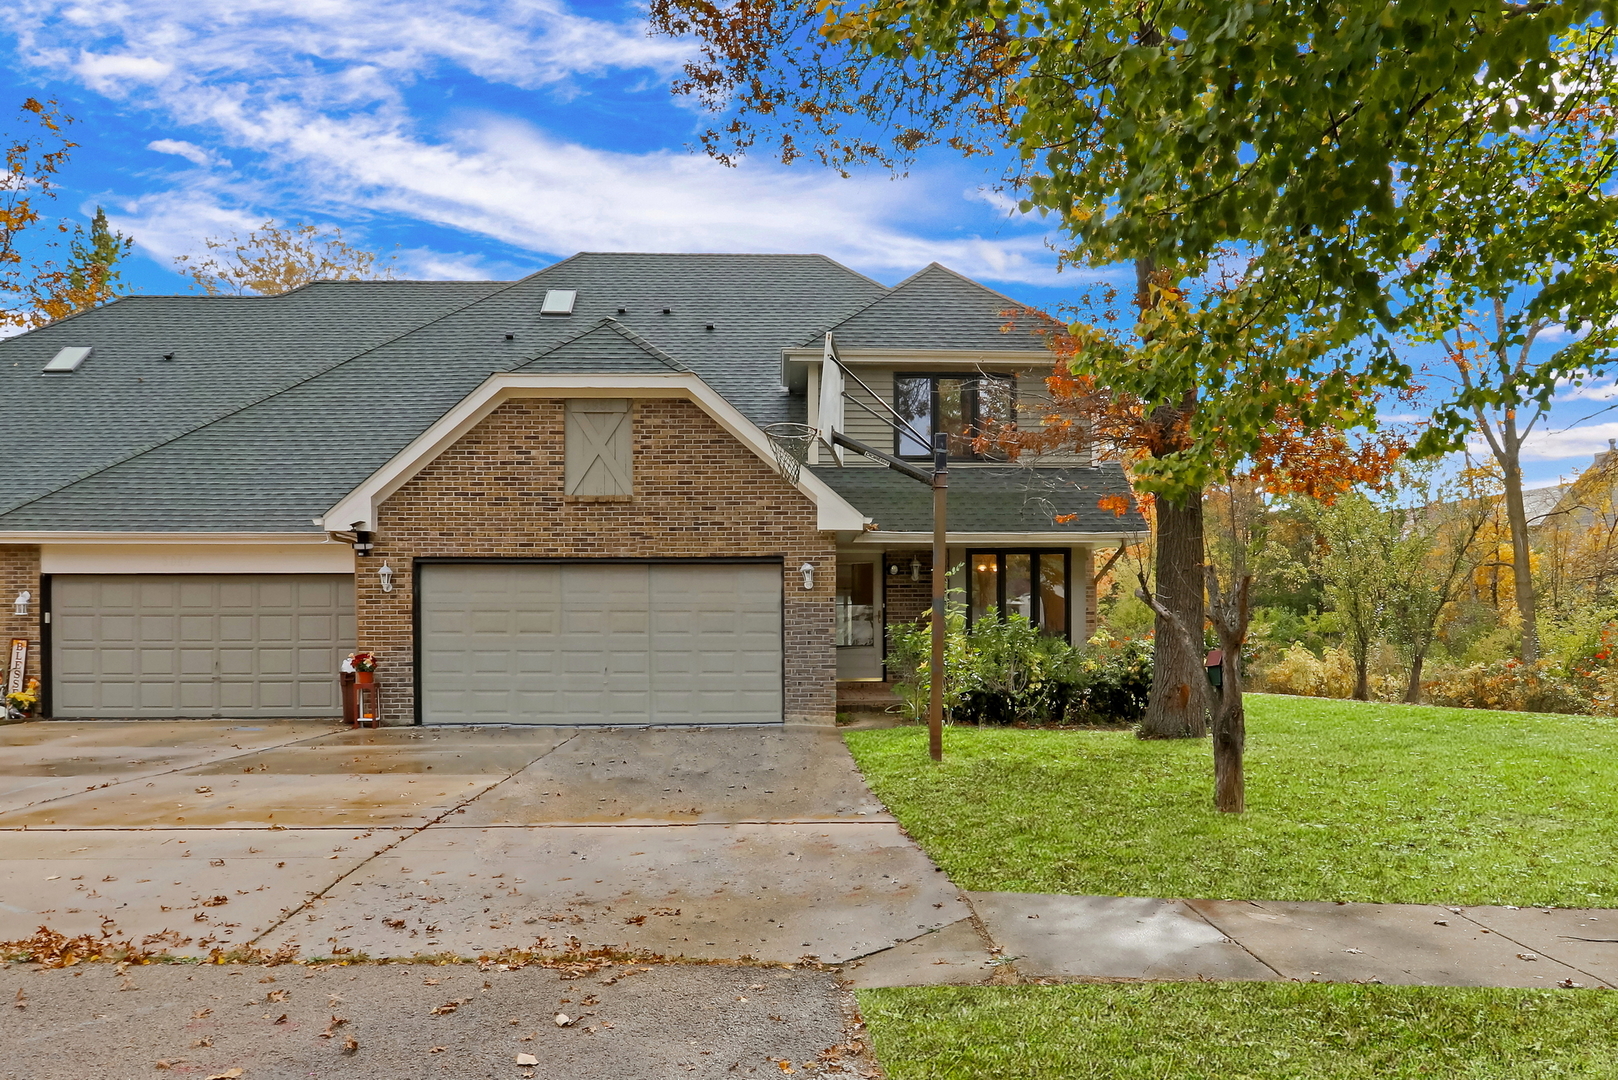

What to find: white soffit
left=43, top=346, right=93, bottom=374
left=41, top=543, right=357, bottom=575
left=541, top=289, right=578, bottom=316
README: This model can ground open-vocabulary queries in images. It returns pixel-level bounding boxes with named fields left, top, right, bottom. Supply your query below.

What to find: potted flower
left=346, top=652, right=378, bottom=685
left=5, top=678, right=40, bottom=720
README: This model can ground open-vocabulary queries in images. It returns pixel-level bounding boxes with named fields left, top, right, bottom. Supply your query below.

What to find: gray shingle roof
left=819, top=263, right=1053, bottom=352
left=513, top=318, right=689, bottom=374
left=809, top=463, right=1144, bottom=534
left=0, top=253, right=1130, bottom=535
left=0, top=281, right=508, bottom=517
left=0, top=254, right=882, bottom=531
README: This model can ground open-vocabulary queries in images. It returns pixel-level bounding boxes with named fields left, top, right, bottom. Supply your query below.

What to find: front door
left=835, top=557, right=882, bottom=680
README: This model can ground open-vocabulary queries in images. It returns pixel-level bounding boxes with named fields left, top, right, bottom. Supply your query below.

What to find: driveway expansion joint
left=244, top=731, right=582, bottom=949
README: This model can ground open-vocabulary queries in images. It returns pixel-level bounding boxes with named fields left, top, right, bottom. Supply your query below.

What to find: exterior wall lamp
left=12, top=590, right=29, bottom=617
left=910, top=557, right=921, bottom=582
left=799, top=562, right=815, bottom=591
left=379, top=562, right=394, bottom=593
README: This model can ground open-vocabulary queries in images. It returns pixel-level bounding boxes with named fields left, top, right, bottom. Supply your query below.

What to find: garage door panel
left=97, top=615, right=136, bottom=643
left=419, top=562, right=781, bottom=726
left=178, top=615, right=215, bottom=642
left=51, top=574, right=353, bottom=719
left=97, top=648, right=136, bottom=676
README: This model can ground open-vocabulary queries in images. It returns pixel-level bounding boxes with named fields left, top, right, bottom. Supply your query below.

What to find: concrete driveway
left=0, top=721, right=967, bottom=964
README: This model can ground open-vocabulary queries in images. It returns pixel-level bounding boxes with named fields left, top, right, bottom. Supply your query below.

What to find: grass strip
left=858, top=983, right=1618, bottom=1080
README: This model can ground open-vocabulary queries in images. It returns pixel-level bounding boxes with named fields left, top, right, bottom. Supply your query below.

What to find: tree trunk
left=1206, top=569, right=1251, bottom=814
left=1211, top=675, right=1246, bottom=813
left=1140, top=490, right=1207, bottom=738
left=1353, top=644, right=1370, bottom=701
left=1405, top=649, right=1426, bottom=704
left=1500, top=463, right=1540, bottom=663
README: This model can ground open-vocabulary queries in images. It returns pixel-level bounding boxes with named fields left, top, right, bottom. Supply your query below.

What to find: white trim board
left=320, top=372, right=868, bottom=534
left=851, top=531, right=1144, bottom=545
left=0, top=531, right=337, bottom=545
left=41, top=543, right=356, bottom=575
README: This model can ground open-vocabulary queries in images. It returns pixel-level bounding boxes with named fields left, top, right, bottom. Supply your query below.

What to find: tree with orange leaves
left=1, top=100, right=133, bottom=329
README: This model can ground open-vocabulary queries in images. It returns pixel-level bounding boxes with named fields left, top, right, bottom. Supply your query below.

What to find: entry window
left=968, top=550, right=1068, bottom=637
left=836, top=563, right=877, bottom=647
left=894, top=374, right=1014, bottom=459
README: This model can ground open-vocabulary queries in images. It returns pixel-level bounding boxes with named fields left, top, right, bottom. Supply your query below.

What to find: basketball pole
left=928, top=431, right=948, bottom=762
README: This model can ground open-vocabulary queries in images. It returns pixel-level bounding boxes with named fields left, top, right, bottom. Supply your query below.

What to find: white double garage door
left=51, top=562, right=783, bottom=724
left=419, top=562, right=783, bottom=725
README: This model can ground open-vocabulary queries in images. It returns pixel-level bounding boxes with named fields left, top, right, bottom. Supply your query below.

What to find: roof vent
left=541, top=289, right=577, bottom=316
left=42, top=346, right=93, bottom=374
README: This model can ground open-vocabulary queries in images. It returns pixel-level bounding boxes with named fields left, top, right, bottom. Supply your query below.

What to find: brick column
left=1074, top=545, right=1095, bottom=643
left=0, top=545, right=43, bottom=714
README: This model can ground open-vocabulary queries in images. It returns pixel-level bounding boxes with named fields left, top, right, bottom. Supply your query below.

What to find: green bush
left=887, top=609, right=1152, bottom=726
left=1058, top=630, right=1153, bottom=724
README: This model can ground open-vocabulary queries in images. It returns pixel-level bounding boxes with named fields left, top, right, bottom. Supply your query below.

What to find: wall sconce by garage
left=350, top=522, right=375, bottom=558
left=12, top=590, right=29, bottom=617
left=888, top=563, right=900, bottom=576
left=910, top=557, right=921, bottom=582
left=799, top=562, right=815, bottom=591
left=379, top=562, right=394, bottom=593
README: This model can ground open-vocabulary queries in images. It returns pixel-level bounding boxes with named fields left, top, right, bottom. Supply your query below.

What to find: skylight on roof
left=42, top=346, right=93, bottom=374
left=541, top=289, right=577, bottom=316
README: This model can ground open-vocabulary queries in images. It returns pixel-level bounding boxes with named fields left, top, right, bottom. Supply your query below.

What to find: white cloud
left=147, top=138, right=217, bottom=167
left=6, top=0, right=693, bottom=98
left=3, top=0, right=1072, bottom=286
left=1495, top=421, right=1618, bottom=463
left=73, top=50, right=173, bottom=87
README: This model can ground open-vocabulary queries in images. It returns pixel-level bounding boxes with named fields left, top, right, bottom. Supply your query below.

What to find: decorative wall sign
left=6, top=638, right=25, bottom=697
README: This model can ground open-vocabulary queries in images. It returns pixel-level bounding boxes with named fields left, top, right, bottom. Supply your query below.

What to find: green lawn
left=844, top=695, right=1618, bottom=906
left=858, top=984, right=1618, bottom=1080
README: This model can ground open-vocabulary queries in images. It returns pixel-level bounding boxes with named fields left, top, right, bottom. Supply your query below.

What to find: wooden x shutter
left=565, top=398, right=633, bottom=497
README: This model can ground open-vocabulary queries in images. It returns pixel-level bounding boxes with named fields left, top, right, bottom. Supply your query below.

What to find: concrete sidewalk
left=843, top=892, right=1618, bottom=989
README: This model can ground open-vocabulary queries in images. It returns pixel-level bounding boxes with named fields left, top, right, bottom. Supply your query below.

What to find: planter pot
left=355, top=671, right=375, bottom=686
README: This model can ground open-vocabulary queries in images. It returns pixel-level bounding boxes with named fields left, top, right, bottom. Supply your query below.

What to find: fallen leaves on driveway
left=431, top=998, right=468, bottom=1015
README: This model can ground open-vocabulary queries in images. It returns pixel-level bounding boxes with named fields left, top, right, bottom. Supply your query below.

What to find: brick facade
left=0, top=545, right=42, bottom=711
left=363, top=397, right=837, bottom=725
left=879, top=548, right=935, bottom=630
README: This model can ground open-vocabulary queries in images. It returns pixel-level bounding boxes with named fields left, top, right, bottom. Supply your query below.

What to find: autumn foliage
left=977, top=306, right=1408, bottom=511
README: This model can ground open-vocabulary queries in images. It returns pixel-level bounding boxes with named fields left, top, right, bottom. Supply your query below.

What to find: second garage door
left=51, top=574, right=354, bottom=719
left=419, top=562, right=783, bottom=725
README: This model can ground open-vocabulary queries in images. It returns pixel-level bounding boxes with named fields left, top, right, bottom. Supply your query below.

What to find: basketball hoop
left=763, top=423, right=818, bottom=484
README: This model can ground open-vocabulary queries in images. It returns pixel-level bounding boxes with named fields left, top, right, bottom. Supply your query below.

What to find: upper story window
left=893, top=374, right=1014, bottom=459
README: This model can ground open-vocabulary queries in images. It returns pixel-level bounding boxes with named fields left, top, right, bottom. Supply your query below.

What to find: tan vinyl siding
left=842, top=368, right=895, bottom=463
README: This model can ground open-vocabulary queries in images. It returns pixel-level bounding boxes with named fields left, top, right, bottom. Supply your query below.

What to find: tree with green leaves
left=651, top=0, right=1618, bottom=744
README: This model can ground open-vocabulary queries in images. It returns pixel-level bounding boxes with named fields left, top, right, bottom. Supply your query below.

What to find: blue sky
left=1, top=0, right=1612, bottom=487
